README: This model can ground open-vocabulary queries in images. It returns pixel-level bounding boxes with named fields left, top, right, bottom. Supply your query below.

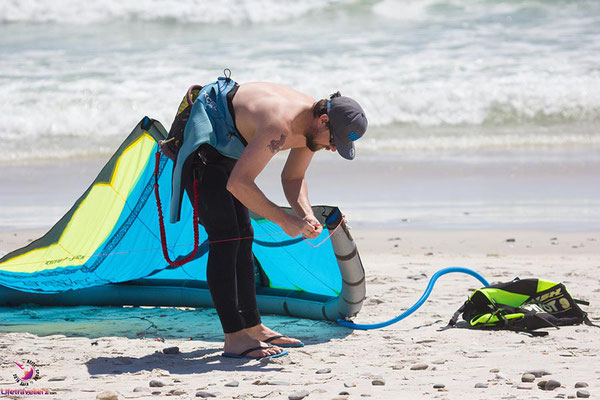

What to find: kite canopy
left=0, top=118, right=365, bottom=321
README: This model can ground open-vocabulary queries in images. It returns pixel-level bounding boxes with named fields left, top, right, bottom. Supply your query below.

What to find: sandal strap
left=264, top=335, right=287, bottom=343
left=239, top=345, right=271, bottom=357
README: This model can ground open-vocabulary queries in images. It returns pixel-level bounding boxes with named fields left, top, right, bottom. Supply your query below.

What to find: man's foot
left=223, top=330, right=285, bottom=359
left=244, top=324, right=304, bottom=347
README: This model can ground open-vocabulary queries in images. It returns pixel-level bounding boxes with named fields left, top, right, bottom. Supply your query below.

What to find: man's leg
left=230, top=190, right=303, bottom=348
left=232, top=197, right=261, bottom=329
left=197, top=162, right=245, bottom=334
left=195, top=159, right=283, bottom=358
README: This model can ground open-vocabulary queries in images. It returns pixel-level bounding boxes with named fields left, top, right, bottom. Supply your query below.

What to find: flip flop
left=263, top=335, right=305, bottom=348
left=222, top=345, right=289, bottom=360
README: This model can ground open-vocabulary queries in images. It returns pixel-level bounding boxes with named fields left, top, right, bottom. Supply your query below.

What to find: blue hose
left=336, top=267, right=490, bottom=330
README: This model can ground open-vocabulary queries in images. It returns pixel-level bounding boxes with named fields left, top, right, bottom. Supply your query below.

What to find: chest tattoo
left=267, top=134, right=287, bottom=154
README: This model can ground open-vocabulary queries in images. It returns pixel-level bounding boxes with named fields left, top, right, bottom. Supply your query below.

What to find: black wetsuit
left=182, top=85, right=260, bottom=334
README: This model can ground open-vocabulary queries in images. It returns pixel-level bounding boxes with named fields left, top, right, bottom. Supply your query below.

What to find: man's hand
left=281, top=215, right=321, bottom=239
left=303, top=214, right=323, bottom=239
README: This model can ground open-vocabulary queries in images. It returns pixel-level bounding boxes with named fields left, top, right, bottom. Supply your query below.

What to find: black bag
left=163, top=85, right=204, bottom=159
left=446, top=278, right=597, bottom=336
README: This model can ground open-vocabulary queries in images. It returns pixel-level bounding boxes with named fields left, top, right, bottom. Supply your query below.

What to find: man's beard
left=305, top=127, right=321, bottom=152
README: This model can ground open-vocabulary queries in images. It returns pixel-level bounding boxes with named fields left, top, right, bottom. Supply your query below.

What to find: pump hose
left=336, top=267, right=490, bottom=330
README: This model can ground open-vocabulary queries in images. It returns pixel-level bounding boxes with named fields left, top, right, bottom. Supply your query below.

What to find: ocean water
left=0, top=0, right=599, bottom=232
left=1, top=0, right=599, bottom=161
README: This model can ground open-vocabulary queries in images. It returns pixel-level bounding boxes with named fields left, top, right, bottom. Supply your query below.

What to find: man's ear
left=319, top=114, right=329, bottom=125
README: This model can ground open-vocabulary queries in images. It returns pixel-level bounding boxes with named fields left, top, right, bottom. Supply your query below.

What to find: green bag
left=447, top=278, right=597, bottom=336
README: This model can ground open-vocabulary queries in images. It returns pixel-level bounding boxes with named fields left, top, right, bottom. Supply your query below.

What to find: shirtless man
left=161, top=75, right=367, bottom=359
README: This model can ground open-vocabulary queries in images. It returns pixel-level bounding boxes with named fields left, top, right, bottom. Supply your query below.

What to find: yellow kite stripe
left=0, top=134, right=156, bottom=274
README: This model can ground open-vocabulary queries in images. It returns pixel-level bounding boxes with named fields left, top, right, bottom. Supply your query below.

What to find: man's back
left=232, top=82, right=315, bottom=148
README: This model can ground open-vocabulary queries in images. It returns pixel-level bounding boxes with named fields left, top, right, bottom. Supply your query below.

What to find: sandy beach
left=1, top=226, right=599, bottom=400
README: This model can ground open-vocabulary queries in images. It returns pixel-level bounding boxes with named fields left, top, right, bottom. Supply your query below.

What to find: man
left=160, top=74, right=367, bottom=359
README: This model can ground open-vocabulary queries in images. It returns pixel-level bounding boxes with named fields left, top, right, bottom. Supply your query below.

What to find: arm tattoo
left=267, top=134, right=287, bottom=154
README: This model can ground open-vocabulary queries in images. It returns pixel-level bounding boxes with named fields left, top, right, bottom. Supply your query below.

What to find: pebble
left=575, top=382, right=589, bottom=388
left=48, top=376, right=67, bottom=381
left=410, top=363, right=428, bottom=370
left=372, top=377, right=385, bottom=386
left=475, top=383, right=488, bottom=389
left=288, top=390, right=310, bottom=400
left=163, top=346, right=180, bottom=355
left=521, top=373, right=536, bottom=382
left=339, top=392, right=350, bottom=396
left=224, top=381, right=239, bottom=387
left=149, top=380, right=165, bottom=387
left=169, top=389, right=186, bottom=395
left=516, top=384, right=533, bottom=390
left=433, top=384, right=445, bottom=389
left=545, top=380, right=561, bottom=391
left=495, top=373, right=509, bottom=380
left=489, top=368, right=500, bottom=373
left=316, top=368, right=331, bottom=374
left=133, top=387, right=149, bottom=392
left=268, top=380, right=290, bottom=386
left=407, top=273, right=427, bottom=280
left=577, top=390, right=590, bottom=398
left=96, top=391, right=119, bottom=400
left=526, top=369, right=551, bottom=378
left=195, top=391, right=217, bottom=398
left=344, top=382, right=356, bottom=388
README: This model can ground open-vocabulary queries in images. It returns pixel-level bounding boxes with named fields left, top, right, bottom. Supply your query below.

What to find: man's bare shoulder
left=238, top=82, right=313, bottom=99
left=236, top=83, right=313, bottom=113
left=233, top=82, right=314, bottom=143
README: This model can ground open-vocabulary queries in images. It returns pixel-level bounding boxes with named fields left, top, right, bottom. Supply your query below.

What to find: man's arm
left=281, top=147, right=323, bottom=236
left=227, top=124, right=318, bottom=238
left=281, top=147, right=316, bottom=217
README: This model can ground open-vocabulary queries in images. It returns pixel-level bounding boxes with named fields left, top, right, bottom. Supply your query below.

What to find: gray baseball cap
left=328, top=96, right=368, bottom=160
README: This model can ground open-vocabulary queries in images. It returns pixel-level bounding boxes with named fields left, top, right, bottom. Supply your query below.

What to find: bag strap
left=186, top=85, right=204, bottom=107
left=583, top=315, right=600, bottom=328
left=440, top=300, right=470, bottom=331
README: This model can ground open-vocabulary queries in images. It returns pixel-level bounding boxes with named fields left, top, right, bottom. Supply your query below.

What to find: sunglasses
left=329, top=126, right=335, bottom=147
left=327, top=100, right=335, bottom=147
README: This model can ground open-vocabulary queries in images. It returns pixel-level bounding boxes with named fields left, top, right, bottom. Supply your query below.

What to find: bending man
left=161, top=73, right=367, bottom=359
